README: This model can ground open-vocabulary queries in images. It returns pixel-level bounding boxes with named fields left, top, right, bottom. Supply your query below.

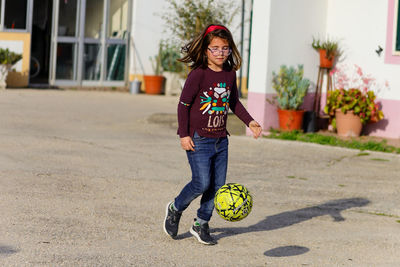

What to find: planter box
left=163, top=71, right=182, bottom=96
left=0, top=64, right=9, bottom=90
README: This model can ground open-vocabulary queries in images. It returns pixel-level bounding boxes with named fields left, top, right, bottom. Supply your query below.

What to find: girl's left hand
left=249, top=120, right=262, bottom=139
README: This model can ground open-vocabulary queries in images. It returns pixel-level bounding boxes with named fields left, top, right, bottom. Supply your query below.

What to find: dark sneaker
left=189, top=219, right=217, bottom=245
left=163, top=201, right=182, bottom=239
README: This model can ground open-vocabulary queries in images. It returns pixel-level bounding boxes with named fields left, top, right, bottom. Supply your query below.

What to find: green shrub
left=0, top=48, right=22, bottom=65
left=270, top=65, right=310, bottom=110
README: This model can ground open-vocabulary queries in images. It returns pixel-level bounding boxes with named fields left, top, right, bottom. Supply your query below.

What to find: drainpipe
left=238, top=0, right=245, bottom=98
left=246, top=0, right=254, bottom=90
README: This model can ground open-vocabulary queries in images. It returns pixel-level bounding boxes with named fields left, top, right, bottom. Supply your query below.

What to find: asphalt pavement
left=0, top=89, right=399, bottom=266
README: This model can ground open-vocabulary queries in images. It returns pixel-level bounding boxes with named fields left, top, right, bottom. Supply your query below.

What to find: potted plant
left=0, top=48, right=22, bottom=90
left=270, top=65, right=311, bottom=131
left=160, top=40, right=184, bottom=96
left=143, top=42, right=165, bottom=95
left=312, top=37, right=340, bottom=68
left=324, top=64, right=387, bottom=137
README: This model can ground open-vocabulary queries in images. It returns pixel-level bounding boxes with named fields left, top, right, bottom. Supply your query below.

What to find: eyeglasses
left=207, top=47, right=232, bottom=56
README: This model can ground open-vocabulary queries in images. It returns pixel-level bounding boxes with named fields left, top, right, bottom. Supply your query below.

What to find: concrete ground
left=0, top=89, right=399, bottom=266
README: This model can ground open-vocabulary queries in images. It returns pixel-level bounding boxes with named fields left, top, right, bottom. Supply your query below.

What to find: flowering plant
left=324, top=64, right=388, bottom=128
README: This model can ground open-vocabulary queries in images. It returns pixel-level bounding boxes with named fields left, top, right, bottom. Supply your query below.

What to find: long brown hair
left=179, top=24, right=242, bottom=71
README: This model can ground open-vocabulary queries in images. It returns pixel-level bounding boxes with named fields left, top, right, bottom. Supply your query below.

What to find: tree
left=161, top=0, right=239, bottom=45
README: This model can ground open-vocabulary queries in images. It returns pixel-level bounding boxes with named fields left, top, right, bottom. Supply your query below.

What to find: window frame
left=385, top=0, right=400, bottom=64
left=393, top=0, right=400, bottom=55
left=0, top=0, right=33, bottom=32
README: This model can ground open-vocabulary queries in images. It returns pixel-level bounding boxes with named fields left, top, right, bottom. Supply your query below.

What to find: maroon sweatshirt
left=177, top=67, right=254, bottom=138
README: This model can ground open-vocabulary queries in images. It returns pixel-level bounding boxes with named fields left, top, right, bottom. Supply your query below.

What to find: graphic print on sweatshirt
left=199, top=82, right=230, bottom=131
left=199, top=82, right=230, bottom=115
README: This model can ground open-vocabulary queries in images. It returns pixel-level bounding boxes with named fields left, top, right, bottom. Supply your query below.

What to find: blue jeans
left=174, top=132, right=228, bottom=221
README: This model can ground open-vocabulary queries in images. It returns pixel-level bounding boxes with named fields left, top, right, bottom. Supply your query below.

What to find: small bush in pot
left=0, top=48, right=22, bottom=66
left=271, top=64, right=310, bottom=110
left=0, top=48, right=23, bottom=89
left=144, top=43, right=166, bottom=95
left=270, top=65, right=311, bottom=131
left=312, top=37, right=341, bottom=68
left=159, top=40, right=184, bottom=95
left=159, top=40, right=184, bottom=74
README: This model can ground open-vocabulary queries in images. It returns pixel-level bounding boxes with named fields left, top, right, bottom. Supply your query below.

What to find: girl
left=163, top=24, right=262, bottom=245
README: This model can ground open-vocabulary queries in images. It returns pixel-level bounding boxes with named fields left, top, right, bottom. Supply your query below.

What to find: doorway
left=29, top=0, right=53, bottom=86
left=49, top=0, right=131, bottom=87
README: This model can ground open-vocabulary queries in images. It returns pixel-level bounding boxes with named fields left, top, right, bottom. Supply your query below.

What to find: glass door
left=82, top=0, right=104, bottom=84
left=50, top=0, right=130, bottom=87
left=104, top=0, right=129, bottom=83
left=50, top=0, right=80, bottom=86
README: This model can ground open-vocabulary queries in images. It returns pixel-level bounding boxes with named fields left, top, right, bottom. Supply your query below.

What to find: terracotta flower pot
left=277, top=109, right=305, bottom=131
left=143, top=75, right=165, bottom=95
left=319, top=49, right=334, bottom=68
left=335, top=109, right=362, bottom=137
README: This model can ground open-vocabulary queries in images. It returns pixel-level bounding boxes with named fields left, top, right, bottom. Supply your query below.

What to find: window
left=58, top=0, right=78, bottom=37
left=385, top=0, right=400, bottom=63
left=0, top=0, right=32, bottom=31
left=108, top=0, right=128, bottom=38
left=85, top=0, right=104, bottom=38
left=395, top=0, right=400, bottom=53
left=4, top=0, right=27, bottom=29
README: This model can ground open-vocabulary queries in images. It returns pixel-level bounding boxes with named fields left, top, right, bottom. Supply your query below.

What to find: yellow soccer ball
left=214, top=183, right=253, bottom=222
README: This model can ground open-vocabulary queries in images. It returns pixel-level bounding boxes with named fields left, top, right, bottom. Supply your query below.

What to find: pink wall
left=247, top=92, right=278, bottom=135
left=385, top=0, right=400, bottom=64
left=364, top=99, right=400, bottom=138
left=247, top=92, right=324, bottom=134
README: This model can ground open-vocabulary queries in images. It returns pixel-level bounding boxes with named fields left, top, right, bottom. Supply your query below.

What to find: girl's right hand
left=180, top=136, right=195, bottom=151
left=249, top=120, right=262, bottom=139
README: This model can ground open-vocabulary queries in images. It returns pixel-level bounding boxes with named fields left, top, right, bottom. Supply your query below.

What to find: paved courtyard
left=0, top=89, right=399, bottom=266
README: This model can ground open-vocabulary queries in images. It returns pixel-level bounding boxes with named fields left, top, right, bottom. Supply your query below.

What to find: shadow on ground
left=264, top=245, right=310, bottom=257
left=176, top=198, right=370, bottom=241
left=212, top=198, right=370, bottom=240
left=0, top=245, right=19, bottom=256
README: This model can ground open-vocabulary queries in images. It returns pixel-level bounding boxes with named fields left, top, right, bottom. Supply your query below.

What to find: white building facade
left=247, top=0, right=400, bottom=139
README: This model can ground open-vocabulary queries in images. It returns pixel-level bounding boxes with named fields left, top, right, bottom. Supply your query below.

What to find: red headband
left=203, top=25, right=228, bottom=37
